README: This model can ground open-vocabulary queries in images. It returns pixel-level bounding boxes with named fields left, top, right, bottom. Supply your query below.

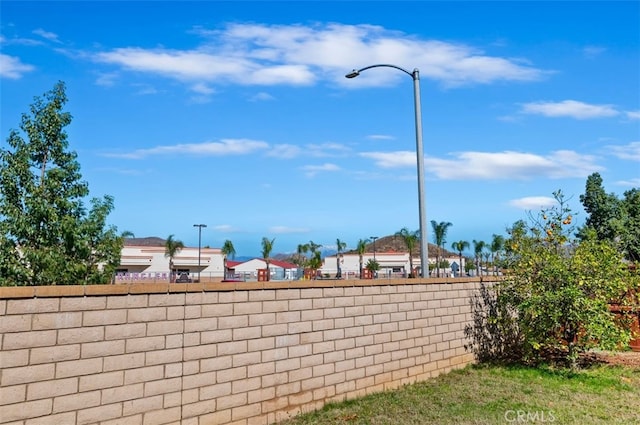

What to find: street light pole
left=193, top=224, right=207, bottom=282
left=346, top=64, right=428, bottom=277
left=370, top=236, right=378, bottom=261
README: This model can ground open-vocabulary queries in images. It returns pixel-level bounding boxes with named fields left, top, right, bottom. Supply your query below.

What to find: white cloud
left=268, top=144, right=302, bottom=159
left=363, top=149, right=602, bottom=180
left=615, top=178, right=640, bottom=187
left=91, top=23, right=548, bottom=90
left=268, top=226, right=310, bottom=234
left=367, top=134, right=396, bottom=141
left=360, top=151, right=416, bottom=168
left=32, top=28, right=60, bottom=43
left=249, top=92, right=275, bottom=101
left=582, top=45, right=605, bottom=58
left=606, top=141, right=640, bottom=161
left=626, top=110, right=640, bottom=120
left=300, top=163, right=341, bottom=177
left=521, top=100, right=619, bottom=119
left=190, top=82, right=215, bottom=95
left=95, top=72, right=118, bottom=87
left=0, top=54, right=35, bottom=79
left=104, top=138, right=268, bottom=159
left=213, top=224, right=243, bottom=233
left=508, top=196, right=557, bottom=210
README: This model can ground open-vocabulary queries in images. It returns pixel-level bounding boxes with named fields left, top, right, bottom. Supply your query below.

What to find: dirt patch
left=586, top=351, right=640, bottom=368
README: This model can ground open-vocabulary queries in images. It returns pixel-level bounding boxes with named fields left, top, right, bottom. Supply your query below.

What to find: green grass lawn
left=280, top=363, right=640, bottom=425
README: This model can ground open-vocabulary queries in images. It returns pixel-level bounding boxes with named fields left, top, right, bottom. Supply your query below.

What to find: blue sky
left=1, top=1, right=639, bottom=257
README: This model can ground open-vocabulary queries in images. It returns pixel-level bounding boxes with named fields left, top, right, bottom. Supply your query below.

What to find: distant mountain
left=344, top=235, right=457, bottom=258
left=124, top=237, right=166, bottom=247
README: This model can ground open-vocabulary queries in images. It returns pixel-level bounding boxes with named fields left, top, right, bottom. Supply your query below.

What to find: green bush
left=466, top=191, right=638, bottom=368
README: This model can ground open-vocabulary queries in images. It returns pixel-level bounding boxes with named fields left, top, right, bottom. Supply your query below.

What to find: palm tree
left=431, top=220, right=453, bottom=277
left=221, top=239, right=236, bottom=279
left=261, top=237, right=275, bottom=281
left=307, top=251, right=323, bottom=279
left=490, top=234, right=505, bottom=275
left=335, top=238, right=347, bottom=278
left=395, top=228, right=419, bottom=277
left=451, top=240, right=470, bottom=277
left=307, top=240, right=322, bottom=257
left=356, top=238, right=369, bottom=278
left=164, top=234, right=184, bottom=282
left=472, top=240, right=486, bottom=276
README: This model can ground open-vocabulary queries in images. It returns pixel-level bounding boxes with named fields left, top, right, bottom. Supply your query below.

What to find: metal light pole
left=193, top=224, right=207, bottom=282
left=370, top=236, right=378, bottom=261
left=346, top=64, right=428, bottom=277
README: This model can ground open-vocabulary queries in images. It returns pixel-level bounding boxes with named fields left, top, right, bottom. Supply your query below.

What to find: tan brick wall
left=0, top=278, right=495, bottom=425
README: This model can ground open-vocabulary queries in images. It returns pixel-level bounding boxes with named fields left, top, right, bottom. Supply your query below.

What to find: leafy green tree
left=578, top=172, right=622, bottom=243
left=431, top=220, right=452, bottom=277
left=451, top=240, right=470, bottom=277
left=499, top=191, right=634, bottom=367
left=335, top=238, right=347, bottom=278
left=0, top=81, right=122, bottom=286
left=164, top=234, right=184, bottom=282
left=578, top=173, right=639, bottom=262
left=621, top=188, right=640, bottom=262
left=356, top=238, right=369, bottom=278
left=396, top=228, right=419, bottom=277
left=261, top=237, right=275, bottom=281
left=221, top=239, right=236, bottom=278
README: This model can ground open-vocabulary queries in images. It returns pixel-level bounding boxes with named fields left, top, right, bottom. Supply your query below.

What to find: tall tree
left=490, top=234, right=505, bottom=275
left=335, top=238, right=347, bottom=278
left=0, top=81, right=122, bottom=286
left=164, top=234, right=184, bottom=282
left=451, top=240, right=470, bottom=277
left=431, top=220, right=452, bottom=277
left=221, top=239, right=236, bottom=278
left=356, top=238, right=369, bottom=278
left=578, top=172, right=622, bottom=243
left=261, top=237, right=275, bottom=281
left=621, top=188, right=640, bottom=262
left=473, top=240, right=487, bottom=276
left=396, top=228, right=419, bottom=277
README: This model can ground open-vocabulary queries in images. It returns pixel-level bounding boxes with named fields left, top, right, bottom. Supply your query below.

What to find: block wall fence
left=0, top=277, right=497, bottom=425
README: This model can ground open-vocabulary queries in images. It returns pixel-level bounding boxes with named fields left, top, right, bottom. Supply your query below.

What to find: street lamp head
left=345, top=70, right=360, bottom=79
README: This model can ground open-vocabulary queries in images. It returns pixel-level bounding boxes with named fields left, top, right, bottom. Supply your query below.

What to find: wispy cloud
left=360, top=151, right=416, bottom=168
left=363, top=150, right=602, bottom=180
left=213, top=224, right=244, bottom=233
left=520, top=100, right=619, bottom=119
left=249, top=92, right=275, bottom=102
left=300, top=163, right=341, bottom=177
left=268, top=226, right=310, bottom=234
left=614, top=178, right=640, bottom=187
left=626, top=110, right=640, bottom=120
left=508, top=196, right=557, bottom=210
left=606, top=141, right=640, bottom=161
left=103, top=138, right=269, bottom=159
left=267, top=142, right=351, bottom=159
left=582, top=45, right=605, bottom=59
left=90, top=23, right=548, bottom=91
left=32, top=28, right=61, bottom=43
left=367, top=134, right=396, bottom=141
left=0, top=54, right=35, bottom=79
